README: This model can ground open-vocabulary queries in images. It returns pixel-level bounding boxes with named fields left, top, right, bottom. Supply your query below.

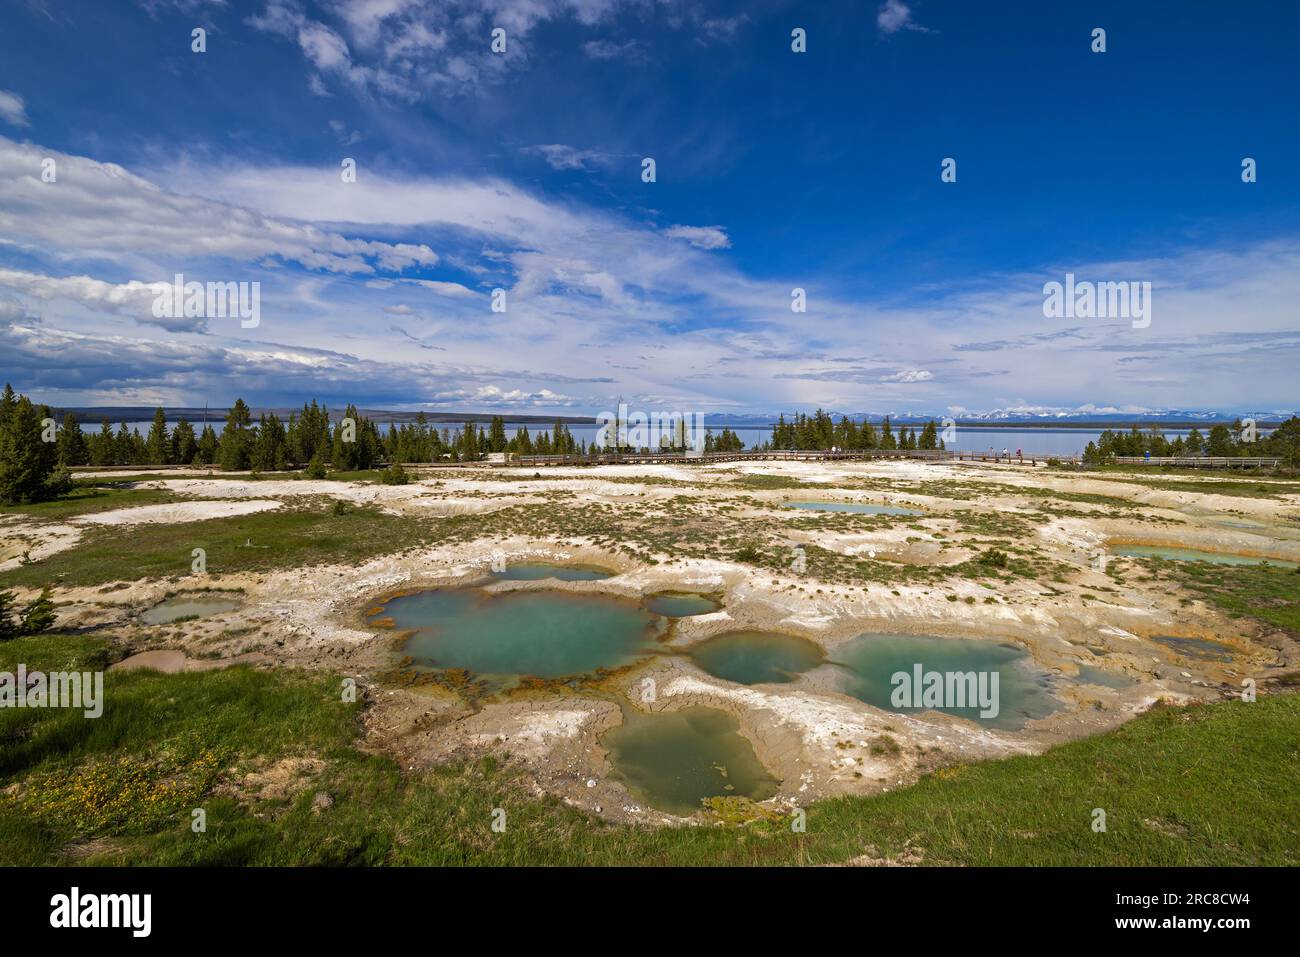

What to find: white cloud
left=0, top=90, right=29, bottom=127
left=248, top=0, right=642, bottom=98
left=663, top=224, right=731, bottom=250
left=0, top=136, right=438, bottom=276
left=329, top=119, right=362, bottom=144
left=0, top=268, right=204, bottom=333
left=407, top=279, right=478, bottom=298
left=881, top=369, right=933, bottom=383
left=523, top=143, right=611, bottom=171
left=877, top=0, right=929, bottom=35
left=5, top=135, right=1299, bottom=416
left=582, top=38, right=643, bottom=62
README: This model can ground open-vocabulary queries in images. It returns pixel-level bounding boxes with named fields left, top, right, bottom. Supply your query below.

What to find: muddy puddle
left=643, top=593, right=721, bottom=617
left=1150, top=635, right=1236, bottom=662
left=603, top=706, right=779, bottom=815
left=141, top=594, right=242, bottom=625
left=785, top=501, right=921, bottom=516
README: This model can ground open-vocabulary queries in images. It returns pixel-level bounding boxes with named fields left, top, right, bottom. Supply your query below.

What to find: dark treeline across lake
left=90, top=422, right=1224, bottom=457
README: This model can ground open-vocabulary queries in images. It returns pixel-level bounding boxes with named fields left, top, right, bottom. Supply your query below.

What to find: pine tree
left=90, top=418, right=114, bottom=466
left=0, top=389, right=52, bottom=504
left=218, top=398, right=254, bottom=470
left=57, top=412, right=88, bottom=466
left=19, top=585, right=56, bottom=635
left=172, top=419, right=197, bottom=465
left=146, top=407, right=171, bottom=465
left=488, top=415, right=507, bottom=453
left=195, top=424, right=218, bottom=465
left=1207, top=424, right=1232, bottom=457
left=0, top=588, right=18, bottom=641
left=879, top=416, right=896, bottom=450
left=331, top=405, right=363, bottom=470
left=251, top=413, right=287, bottom=471
left=113, top=422, right=134, bottom=465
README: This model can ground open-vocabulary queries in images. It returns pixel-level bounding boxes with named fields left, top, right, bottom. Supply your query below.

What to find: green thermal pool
left=689, top=631, right=825, bottom=685
left=1110, top=545, right=1296, bottom=568
left=830, top=634, right=1059, bottom=730
left=373, top=589, right=662, bottom=680
left=490, top=563, right=615, bottom=581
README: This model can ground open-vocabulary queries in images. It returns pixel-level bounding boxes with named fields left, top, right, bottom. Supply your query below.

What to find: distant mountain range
left=41, top=406, right=1297, bottom=429
left=691, top=410, right=1297, bottom=429
left=44, top=407, right=594, bottom=426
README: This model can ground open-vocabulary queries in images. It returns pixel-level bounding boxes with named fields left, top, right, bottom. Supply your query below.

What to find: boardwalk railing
left=507, top=449, right=1071, bottom=466
left=1112, top=455, right=1281, bottom=468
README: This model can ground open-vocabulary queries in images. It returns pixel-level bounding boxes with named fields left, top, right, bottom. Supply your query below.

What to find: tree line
left=764, top=411, right=944, bottom=451
left=1082, top=420, right=1300, bottom=466
left=0, top=386, right=610, bottom=502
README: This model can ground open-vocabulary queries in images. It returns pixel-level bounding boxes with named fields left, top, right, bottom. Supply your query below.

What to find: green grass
left=1141, top=559, right=1300, bottom=635
left=0, top=504, right=453, bottom=588
left=0, top=483, right=183, bottom=521
left=1, top=632, right=1295, bottom=866
left=729, top=473, right=810, bottom=490
left=1073, top=467, right=1300, bottom=499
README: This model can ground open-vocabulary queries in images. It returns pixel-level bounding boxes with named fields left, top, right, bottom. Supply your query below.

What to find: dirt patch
left=216, top=755, right=327, bottom=804
left=109, top=650, right=271, bottom=673
left=74, top=500, right=283, bottom=526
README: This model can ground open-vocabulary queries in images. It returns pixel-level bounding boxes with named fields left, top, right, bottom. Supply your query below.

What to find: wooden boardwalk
left=507, top=450, right=1282, bottom=469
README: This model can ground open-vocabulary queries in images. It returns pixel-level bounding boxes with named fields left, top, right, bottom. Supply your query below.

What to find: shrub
left=304, top=454, right=327, bottom=480
left=981, top=548, right=1009, bottom=568
left=19, top=585, right=57, bottom=635
left=0, top=589, right=17, bottom=641
left=380, top=463, right=410, bottom=485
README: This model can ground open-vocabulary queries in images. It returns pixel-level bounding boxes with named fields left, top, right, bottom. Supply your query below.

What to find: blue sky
left=1, top=0, right=1298, bottom=417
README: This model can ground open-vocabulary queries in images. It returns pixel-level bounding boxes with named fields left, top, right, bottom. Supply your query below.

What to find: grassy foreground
left=1, top=503, right=451, bottom=588
left=2, top=632, right=1297, bottom=866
